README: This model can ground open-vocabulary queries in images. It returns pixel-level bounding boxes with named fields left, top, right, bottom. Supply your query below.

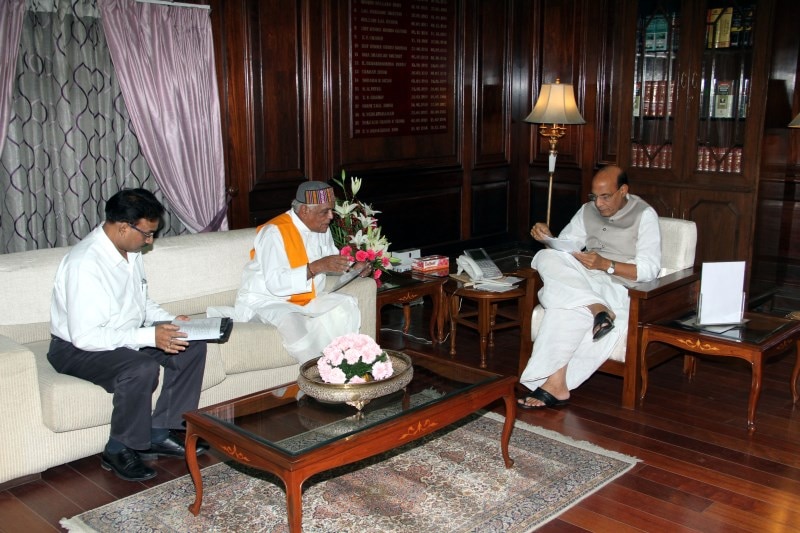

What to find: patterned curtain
left=0, top=0, right=187, bottom=254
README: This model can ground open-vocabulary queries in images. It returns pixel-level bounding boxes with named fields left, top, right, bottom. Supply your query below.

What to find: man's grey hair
left=291, top=199, right=303, bottom=213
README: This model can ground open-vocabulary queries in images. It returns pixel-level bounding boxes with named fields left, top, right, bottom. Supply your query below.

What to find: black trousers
left=47, top=337, right=206, bottom=450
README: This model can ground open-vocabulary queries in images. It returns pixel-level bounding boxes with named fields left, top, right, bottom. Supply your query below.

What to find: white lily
left=334, top=201, right=357, bottom=216
left=350, top=177, right=362, bottom=197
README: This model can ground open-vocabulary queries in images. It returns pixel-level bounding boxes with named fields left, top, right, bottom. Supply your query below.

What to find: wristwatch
left=606, top=260, right=616, bottom=275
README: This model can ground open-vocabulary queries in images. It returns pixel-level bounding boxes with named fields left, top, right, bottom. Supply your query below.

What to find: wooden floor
left=2, top=302, right=799, bottom=532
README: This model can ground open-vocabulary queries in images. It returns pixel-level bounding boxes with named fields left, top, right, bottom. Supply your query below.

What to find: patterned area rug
left=61, top=412, right=637, bottom=532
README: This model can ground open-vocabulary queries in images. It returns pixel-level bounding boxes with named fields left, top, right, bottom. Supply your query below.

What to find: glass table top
left=197, top=353, right=502, bottom=456
left=376, top=270, right=448, bottom=292
left=666, top=312, right=797, bottom=344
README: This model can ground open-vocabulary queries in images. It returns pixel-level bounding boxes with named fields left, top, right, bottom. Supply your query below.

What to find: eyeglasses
left=129, top=224, right=156, bottom=240
left=588, top=188, right=620, bottom=203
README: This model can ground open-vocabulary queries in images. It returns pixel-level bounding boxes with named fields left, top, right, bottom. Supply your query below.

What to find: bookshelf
left=615, top=0, right=774, bottom=269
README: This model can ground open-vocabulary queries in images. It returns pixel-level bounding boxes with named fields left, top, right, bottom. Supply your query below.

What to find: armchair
left=517, top=217, right=699, bottom=409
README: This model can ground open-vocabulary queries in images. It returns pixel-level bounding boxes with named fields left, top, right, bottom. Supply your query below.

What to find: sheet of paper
left=172, top=317, right=224, bottom=341
left=541, top=236, right=583, bottom=253
left=698, top=261, right=745, bottom=325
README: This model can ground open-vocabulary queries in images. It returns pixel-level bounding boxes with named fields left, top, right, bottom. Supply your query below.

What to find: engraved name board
left=351, top=0, right=453, bottom=137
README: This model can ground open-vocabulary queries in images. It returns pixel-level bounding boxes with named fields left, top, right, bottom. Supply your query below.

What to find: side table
left=376, top=271, right=447, bottom=344
left=444, top=278, right=527, bottom=369
left=640, top=312, right=800, bottom=432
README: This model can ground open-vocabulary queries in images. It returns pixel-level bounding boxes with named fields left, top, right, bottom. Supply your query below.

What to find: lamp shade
left=525, top=80, right=586, bottom=125
left=790, top=113, right=800, bottom=128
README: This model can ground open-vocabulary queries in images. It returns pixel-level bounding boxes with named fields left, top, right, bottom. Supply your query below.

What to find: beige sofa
left=0, top=228, right=376, bottom=486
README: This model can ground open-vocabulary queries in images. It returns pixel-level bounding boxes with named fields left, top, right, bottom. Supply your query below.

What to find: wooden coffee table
left=183, top=351, right=516, bottom=532
left=640, top=312, right=800, bottom=432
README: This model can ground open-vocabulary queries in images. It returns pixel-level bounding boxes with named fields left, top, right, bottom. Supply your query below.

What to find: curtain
left=0, top=0, right=25, bottom=157
left=99, top=0, right=228, bottom=233
left=0, top=0, right=188, bottom=253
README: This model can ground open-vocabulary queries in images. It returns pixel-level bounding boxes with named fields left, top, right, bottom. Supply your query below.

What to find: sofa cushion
left=143, top=229, right=254, bottom=314
left=218, top=322, right=297, bottom=375
left=35, top=340, right=228, bottom=433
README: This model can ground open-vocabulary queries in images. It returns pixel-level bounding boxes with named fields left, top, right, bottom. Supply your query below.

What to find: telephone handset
left=456, top=248, right=503, bottom=280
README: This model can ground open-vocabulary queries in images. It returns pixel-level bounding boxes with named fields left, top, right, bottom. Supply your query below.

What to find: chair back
left=658, top=217, right=697, bottom=276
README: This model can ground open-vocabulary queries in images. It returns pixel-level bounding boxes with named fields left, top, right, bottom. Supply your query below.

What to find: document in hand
left=331, top=264, right=366, bottom=292
left=172, top=317, right=233, bottom=342
left=541, top=236, right=583, bottom=253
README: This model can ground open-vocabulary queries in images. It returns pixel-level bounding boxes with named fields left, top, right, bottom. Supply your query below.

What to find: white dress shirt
left=50, top=225, right=173, bottom=351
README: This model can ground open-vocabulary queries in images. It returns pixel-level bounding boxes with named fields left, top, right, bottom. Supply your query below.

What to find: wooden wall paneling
left=470, top=0, right=513, bottom=238
left=594, top=0, right=625, bottom=168
left=752, top=0, right=800, bottom=306
left=509, top=0, right=534, bottom=240
left=358, top=169, right=465, bottom=252
left=682, top=189, right=750, bottom=265
left=474, top=0, right=512, bottom=167
left=525, top=0, right=587, bottom=235
left=210, top=0, right=256, bottom=229
left=248, top=0, right=307, bottom=225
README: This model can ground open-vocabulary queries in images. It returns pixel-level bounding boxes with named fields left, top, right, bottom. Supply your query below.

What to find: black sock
left=151, top=427, right=170, bottom=444
left=104, top=438, right=126, bottom=454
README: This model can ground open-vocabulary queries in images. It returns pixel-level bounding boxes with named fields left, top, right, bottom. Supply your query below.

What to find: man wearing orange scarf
left=233, top=181, right=371, bottom=363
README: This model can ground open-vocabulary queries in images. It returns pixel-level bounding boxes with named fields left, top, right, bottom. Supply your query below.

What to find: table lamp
left=524, top=79, right=586, bottom=226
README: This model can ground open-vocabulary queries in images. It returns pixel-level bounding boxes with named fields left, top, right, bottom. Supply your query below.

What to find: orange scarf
left=250, top=213, right=315, bottom=306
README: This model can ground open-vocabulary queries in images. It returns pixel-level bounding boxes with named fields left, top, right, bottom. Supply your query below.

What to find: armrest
left=627, top=267, right=700, bottom=326
left=0, top=335, right=48, bottom=483
left=331, top=276, right=377, bottom=337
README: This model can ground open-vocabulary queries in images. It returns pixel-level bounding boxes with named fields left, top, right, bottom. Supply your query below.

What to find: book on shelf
left=645, top=15, right=668, bottom=52
left=739, top=78, right=750, bottom=118
left=741, top=7, right=755, bottom=47
left=706, top=7, right=732, bottom=49
left=713, top=80, right=735, bottom=118
left=729, top=8, right=743, bottom=47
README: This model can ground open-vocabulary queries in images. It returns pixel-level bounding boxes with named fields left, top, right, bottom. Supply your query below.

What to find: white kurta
left=230, top=210, right=361, bottom=363
left=519, top=197, right=661, bottom=391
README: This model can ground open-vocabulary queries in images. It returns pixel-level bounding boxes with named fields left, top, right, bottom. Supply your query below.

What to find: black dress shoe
left=101, top=448, right=157, bottom=481
left=139, top=431, right=209, bottom=460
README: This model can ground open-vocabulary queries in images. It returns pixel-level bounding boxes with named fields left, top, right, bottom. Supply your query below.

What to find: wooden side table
left=444, top=279, right=527, bottom=368
left=639, top=312, right=800, bottom=432
left=375, top=272, right=447, bottom=344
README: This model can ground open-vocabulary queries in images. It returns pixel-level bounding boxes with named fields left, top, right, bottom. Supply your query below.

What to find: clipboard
left=330, top=264, right=366, bottom=292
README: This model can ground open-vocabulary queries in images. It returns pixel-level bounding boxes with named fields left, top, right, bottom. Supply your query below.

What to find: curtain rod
left=135, top=0, right=210, bottom=10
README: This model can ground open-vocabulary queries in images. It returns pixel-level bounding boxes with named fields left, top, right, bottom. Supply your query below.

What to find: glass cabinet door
left=693, top=1, right=754, bottom=174
left=630, top=0, right=683, bottom=172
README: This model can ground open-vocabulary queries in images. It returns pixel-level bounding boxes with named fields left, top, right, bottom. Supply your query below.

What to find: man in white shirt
left=48, top=189, right=208, bottom=482
left=518, top=166, right=661, bottom=409
left=233, top=181, right=372, bottom=363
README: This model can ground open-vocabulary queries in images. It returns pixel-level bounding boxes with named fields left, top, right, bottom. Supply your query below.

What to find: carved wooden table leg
left=185, top=426, right=204, bottom=516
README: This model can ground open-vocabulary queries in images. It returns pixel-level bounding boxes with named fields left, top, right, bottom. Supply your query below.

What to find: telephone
left=456, top=248, right=503, bottom=280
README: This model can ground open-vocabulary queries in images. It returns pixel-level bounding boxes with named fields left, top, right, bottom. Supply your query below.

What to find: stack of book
left=631, top=144, right=673, bottom=169
left=695, top=146, right=742, bottom=173
left=706, top=6, right=755, bottom=49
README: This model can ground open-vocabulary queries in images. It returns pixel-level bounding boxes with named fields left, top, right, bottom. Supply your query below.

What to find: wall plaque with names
left=351, top=0, right=454, bottom=138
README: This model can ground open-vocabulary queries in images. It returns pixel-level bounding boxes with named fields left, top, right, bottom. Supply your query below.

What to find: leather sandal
left=592, top=311, right=615, bottom=341
left=517, top=388, right=569, bottom=410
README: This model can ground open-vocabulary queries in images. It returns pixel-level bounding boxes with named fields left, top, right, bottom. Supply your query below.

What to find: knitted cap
left=296, top=181, right=335, bottom=204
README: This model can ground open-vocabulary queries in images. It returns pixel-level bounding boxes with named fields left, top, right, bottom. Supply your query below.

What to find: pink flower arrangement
left=317, top=333, right=394, bottom=384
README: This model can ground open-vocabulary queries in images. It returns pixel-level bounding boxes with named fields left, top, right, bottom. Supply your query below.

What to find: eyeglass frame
left=128, top=223, right=157, bottom=240
left=588, top=187, right=621, bottom=204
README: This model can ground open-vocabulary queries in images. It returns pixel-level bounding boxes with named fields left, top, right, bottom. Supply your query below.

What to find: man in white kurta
left=234, top=181, right=370, bottom=363
left=518, top=166, right=661, bottom=409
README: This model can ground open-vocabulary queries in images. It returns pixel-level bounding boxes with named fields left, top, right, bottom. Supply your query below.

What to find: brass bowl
left=297, top=350, right=413, bottom=410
